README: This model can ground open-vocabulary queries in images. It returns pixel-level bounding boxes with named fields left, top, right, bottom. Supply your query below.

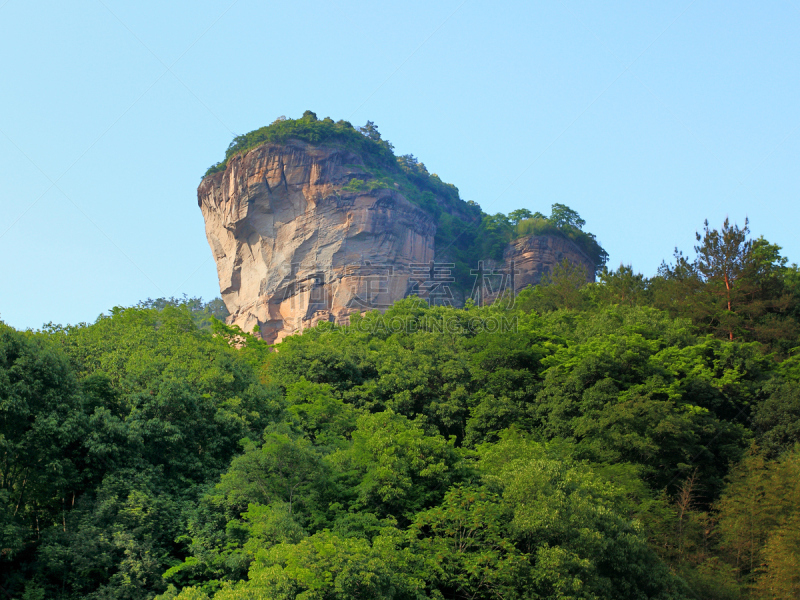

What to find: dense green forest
left=2, top=217, right=799, bottom=599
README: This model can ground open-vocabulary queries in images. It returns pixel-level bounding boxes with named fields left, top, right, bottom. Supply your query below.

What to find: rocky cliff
left=199, top=139, right=595, bottom=343
left=504, top=234, right=596, bottom=292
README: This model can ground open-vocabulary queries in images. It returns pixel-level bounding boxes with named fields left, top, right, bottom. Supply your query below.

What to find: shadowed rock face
left=198, top=141, right=436, bottom=344
left=199, top=140, right=596, bottom=343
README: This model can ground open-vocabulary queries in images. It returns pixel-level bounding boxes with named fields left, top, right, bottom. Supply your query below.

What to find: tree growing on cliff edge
left=508, top=208, right=533, bottom=225
left=358, top=120, right=394, bottom=152
left=549, top=203, right=586, bottom=230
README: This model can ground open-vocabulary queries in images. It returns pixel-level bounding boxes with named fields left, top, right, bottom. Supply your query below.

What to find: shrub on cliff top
left=516, top=215, right=608, bottom=269
left=204, top=111, right=395, bottom=177
left=202, top=113, right=474, bottom=226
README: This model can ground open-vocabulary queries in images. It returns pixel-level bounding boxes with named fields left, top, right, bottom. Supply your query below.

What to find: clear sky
left=1, top=0, right=798, bottom=330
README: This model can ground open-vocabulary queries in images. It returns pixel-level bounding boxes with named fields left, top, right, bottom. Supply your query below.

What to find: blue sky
left=1, top=0, right=798, bottom=329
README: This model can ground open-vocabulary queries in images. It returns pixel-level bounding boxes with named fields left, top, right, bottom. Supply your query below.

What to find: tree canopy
left=0, top=212, right=800, bottom=600
left=3, top=220, right=799, bottom=599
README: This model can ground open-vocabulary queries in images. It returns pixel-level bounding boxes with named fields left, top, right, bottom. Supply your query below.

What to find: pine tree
left=694, top=217, right=753, bottom=340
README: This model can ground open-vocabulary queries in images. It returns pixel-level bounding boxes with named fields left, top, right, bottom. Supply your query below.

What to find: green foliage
left=715, top=446, right=800, bottom=587
left=136, top=296, right=230, bottom=330
left=1, top=303, right=278, bottom=599
left=204, top=112, right=395, bottom=177
left=5, top=228, right=800, bottom=600
left=589, top=264, right=650, bottom=306
left=344, top=410, right=466, bottom=520
left=752, top=380, right=800, bottom=456
left=476, top=431, right=689, bottom=599
left=507, top=208, right=533, bottom=225
left=654, top=221, right=799, bottom=349
left=515, top=210, right=608, bottom=270
left=436, top=203, right=608, bottom=290
left=549, top=202, right=586, bottom=229
left=517, top=258, right=590, bottom=312
left=285, top=378, right=360, bottom=448
left=209, top=528, right=421, bottom=600
left=0, top=323, right=83, bottom=562
left=408, top=485, right=530, bottom=599
left=396, top=153, right=462, bottom=211
left=215, top=431, right=324, bottom=521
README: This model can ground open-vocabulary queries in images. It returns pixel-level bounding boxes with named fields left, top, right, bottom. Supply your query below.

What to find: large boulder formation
left=198, top=141, right=437, bottom=344
left=199, top=139, right=597, bottom=343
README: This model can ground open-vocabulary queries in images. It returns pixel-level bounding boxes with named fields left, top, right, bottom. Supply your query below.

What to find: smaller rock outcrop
left=505, top=234, right=596, bottom=292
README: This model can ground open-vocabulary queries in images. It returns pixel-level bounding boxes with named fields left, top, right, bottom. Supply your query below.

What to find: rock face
left=199, top=140, right=596, bottom=343
left=504, top=234, right=596, bottom=292
left=198, top=141, right=437, bottom=343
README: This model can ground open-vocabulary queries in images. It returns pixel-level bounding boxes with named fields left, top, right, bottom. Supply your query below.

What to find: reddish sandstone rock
left=199, top=140, right=596, bottom=343
left=198, top=141, right=436, bottom=343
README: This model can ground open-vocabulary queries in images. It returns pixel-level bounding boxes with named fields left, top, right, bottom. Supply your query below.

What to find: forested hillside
left=2, top=218, right=799, bottom=599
